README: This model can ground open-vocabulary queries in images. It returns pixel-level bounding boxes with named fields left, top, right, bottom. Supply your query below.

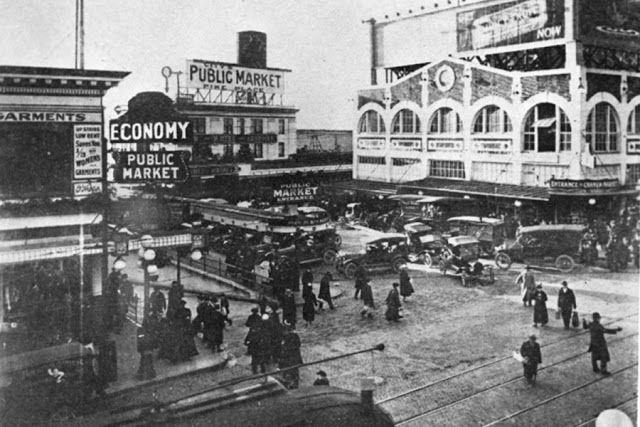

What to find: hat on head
left=561, top=281, right=568, bottom=286
left=316, top=370, right=327, bottom=377
left=529, top=334, right=537, bottom=340
left=392, top=282, right=399, bottom=287
left=251, top=307, right=259, bottom=313
left=536, top=284, right=542, bottom=288
left=593, top=312, right=601, bottom=319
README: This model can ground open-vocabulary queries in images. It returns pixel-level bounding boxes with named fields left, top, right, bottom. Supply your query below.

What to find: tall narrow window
left=251, top=118, right=263, bottom=134
left=358, top=110, right=386, bottom=133
left=278, top=142, right=285, bottom=157
left=235, top=118, right=245, bottom=135
left=223, top=118, right=234, bottom=135
left=278, top=118, right=286, bottom=135
left=391, top=109, right=421, bottom=134
left=522, top=103, right=571, bottom=153
left=472, top=105, right=512, bottom=134
left=254, top=143, right=263, bottom=158
left=586, top=103, right=619, bottom=153
left=429, top=108, right=462, bottom=134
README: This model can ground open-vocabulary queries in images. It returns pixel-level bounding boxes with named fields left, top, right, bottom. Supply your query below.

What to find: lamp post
left=137, top=235, right=157, bottom=381
left=140, top=235, right=155, bottom=322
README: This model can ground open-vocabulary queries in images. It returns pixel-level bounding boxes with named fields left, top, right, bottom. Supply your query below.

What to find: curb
left=106, top=357, right=229, bottom=398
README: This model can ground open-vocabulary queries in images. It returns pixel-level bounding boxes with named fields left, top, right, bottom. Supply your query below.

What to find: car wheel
left=420, top=252, right=433, bottom=268
left=555, top=254, right=575, bottom=273
left=392, top=258, right=406, bottom=273
left=323, top=249, right=337, bottom=265
left=494, top=252, right=512, bottom=270
left=344, top=263, right=358, bottom=279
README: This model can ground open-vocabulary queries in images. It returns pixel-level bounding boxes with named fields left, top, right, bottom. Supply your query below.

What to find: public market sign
left=109, top=121, right=191, bottom=144
left=186, top=59, right=285, bottom=94
left=113, top=151, right=189, bottom=183
left=273, top=182, right=319, bottom=203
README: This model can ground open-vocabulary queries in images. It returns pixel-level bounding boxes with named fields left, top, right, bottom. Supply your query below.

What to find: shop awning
left=532, top=118, right=556, bottom=128
left=399, top=178, right=550, bottom=201
left=329, top=179, right=399, bottom=196
left=0, top=213, right=102, bottom=231
left=0, top=238, right=103, bottom=265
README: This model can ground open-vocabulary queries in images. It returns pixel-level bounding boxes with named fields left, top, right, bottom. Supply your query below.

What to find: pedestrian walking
left=149, top=287, right=166, bottom=318
left=313, top=370, right=330, bottom=386
left=245, top=318, right=270, bottom=374
left=209, top=304, right=232, bottom=352
left=354, top=264, right=367, bottom=299
left=533, top=285, right=548, bottom=327
left=583, top=312, right=622, bottom=375
left=302, top=284, right=318, bottom=326
left=278, top=324, right=303, bottom=389
left=520, top=334, right=542, bottom=385
left=281, top=289, right=297, bottom=328
left=318, top=272, right=334, bottom=310
left=218, top=293, right=230, bottom=316
left=557, top=281, right=577, bottom=329
left=385, top=283, right=402, bottom=322
left=399, top=265, right=414, bottom=301
left=517, top=266, right=536, bottom=307
left=360, top=278, right=375, bottom=319
left=175, top=300, right=199, bottom=362
left=245, top=307, right=262, bottom=330
left=301, top=268, right=314, bottom=288
left=167, top=281, right=184, bottom=320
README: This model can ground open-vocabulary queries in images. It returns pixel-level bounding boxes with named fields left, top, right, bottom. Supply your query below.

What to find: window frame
left=522, top=103, right=572, bottom=153
left=278, top=142, right=285, bottom=158
left=223, top=117, right=234, bottom=135
left=391, top=109, right=421, bottom=134
left=251, top=118, right=264, bottom=135
left=429, top=160, right=466, bottom=179
left=358, top=110, right=386, bottom=134
left=235, top=117, right=245, bottom=135
left=278, top=118, right=286, bottom=135
left=429, top=107, right=462, bottom=134
left=586, top=102, right=619, bottom=153
left=472, top=105, right=512, bottom=134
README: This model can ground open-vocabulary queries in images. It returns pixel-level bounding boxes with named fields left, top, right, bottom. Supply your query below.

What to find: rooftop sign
left=186, top=60, right=286, bottom=95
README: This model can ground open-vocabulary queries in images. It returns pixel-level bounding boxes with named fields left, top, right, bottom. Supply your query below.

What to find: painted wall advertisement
left=74, top=124, right=102, bottom=179
left=186, top=59, right=286, bottom=94
left=457, top=0, right=565, bottom=52
left=577, top=0, right=640, bottom=51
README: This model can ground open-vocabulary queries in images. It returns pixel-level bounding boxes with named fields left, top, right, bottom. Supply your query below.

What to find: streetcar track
left=573, top=394, right=637, bottom=427
left=392, top=332, right=638, bottom=426
left=377, top=312, right=637, bottom=405
left=482, top=363, right=638, bottom=427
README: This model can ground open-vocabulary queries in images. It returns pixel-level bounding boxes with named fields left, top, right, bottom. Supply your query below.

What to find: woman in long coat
left=385, top=283, right=402, bottom=322
left=302, top=284, right=318, bottom=326
left=399, top=266, right=414, bottom=301
left=533, top=285, right=548, bottom=327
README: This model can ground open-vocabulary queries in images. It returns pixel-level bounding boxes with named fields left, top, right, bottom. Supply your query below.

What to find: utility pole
left=75, top=0, right=84, bottom=69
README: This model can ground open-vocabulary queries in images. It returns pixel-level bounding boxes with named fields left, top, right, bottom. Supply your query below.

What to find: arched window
left=522, top=103, right=571, bottom=152
left=358, top=110, right=385, bottom=134
left=391, top=109, right=421, bottom=134
left=429, top=108, right=462, bottom=134
left=627, top=105, right=640, bottom=135
left=586, top=103, right=619, bottom=153
left=472, top=105, right=512, bottom=134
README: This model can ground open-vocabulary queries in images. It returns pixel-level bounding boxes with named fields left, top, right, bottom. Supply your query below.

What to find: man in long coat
left=150, top=287, right=166, bottom=318
left=354, top=264, right=367, bottom=299
left=302, top=284, right=318, bottom=326
left=399, top=265, right=414, bottom=301
left=360, top=279, right=375, bottom=319
left=557, top=281, right=577, bottom=329
left=533, top=285, right=548, bottom=327
left=278, top=325, right=303, bottom=389
left=520, top=334, right=542, bottom=385
left=583, top=312, right=622, bottom=375
left=245, top=318, right=270, bottom=374
left=281, top=289, right=297, bottom=328
left=318, top=272, right=334, bottom=310
left=245, top=307, right=262, bottom=330
left=517, top=266, right=536, bottom=307
left=385, top=283, right=402, bottom=322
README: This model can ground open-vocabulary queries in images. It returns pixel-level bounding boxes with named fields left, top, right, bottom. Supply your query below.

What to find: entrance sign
left=74, top=124, right=102, bottom=179
left=113, top=151, right=189, bottom=183
left=273, top=182, right=319, bottom=203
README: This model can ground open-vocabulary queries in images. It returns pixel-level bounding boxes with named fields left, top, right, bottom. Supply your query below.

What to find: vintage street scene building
left=0, top=1, right=637, bottom=426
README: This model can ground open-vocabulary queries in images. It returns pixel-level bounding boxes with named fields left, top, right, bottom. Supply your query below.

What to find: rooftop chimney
left=238, top=31, right=267, bottom=69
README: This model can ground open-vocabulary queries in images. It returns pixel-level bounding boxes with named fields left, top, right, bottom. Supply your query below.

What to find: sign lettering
left=186, top=60, right=286, bottom=95
left=0, top=111, right=89, bottom=122
left=113, top=151, right=190, bottom=183
left=109, top=121, right=191, bottom=143
left=273, top=182, right=319, bottom=203
left=74, top=124, right=103, bottom=179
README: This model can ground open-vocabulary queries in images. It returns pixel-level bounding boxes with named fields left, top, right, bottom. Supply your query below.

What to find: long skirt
left=533, top=303, right=548, bottom=324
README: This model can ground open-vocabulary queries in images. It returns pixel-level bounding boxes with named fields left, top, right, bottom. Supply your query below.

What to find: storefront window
left=429, top=108, right=462, bottom=134
left=223, top=118, right=234, bottom=135
left=251, top=118, right=263, bottom=134
left=391, top=109, right=421, bottom=134
left=254, top=143, right=263, bottom=158
left=429, top=160, right=465, bottom=179
left=472, top=105, right=512, bottom=134
left=358, top=110, right=385, bottom=134
left=586, top=102, right=619, bottom=153
left=235, top=118, right=245, bottom=135
left=522, top=103, right=571, bottom=152
left=192, top=117, right=206, bottom=134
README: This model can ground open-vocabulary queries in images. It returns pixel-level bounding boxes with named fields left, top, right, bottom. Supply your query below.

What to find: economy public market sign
left=113, top=151, right=189, bottom=183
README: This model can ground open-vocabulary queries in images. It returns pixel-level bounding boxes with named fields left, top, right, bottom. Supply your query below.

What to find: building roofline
left=366, top=0, right=494, bottom=26
left=0, top=65, right=130, bottom=80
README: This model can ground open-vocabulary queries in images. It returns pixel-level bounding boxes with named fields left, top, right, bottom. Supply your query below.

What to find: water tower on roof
left=238, top=31, right=267, bottom=69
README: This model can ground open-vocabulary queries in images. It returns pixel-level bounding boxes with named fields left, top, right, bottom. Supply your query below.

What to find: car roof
left=346, top=202, right=360, bottom=207
left=366, top=233, right=407, bottom=244
left=519, top=224, right=585, bottom=233
left=403, top=222, right=432, bottom=232
left=298, top=206, right=326, bottom=213
left=388, top=194, right=425, bottom=201
left=447, top=235, right=480, bottom=246
left=417, top=196, right=466, bottom=203
left=447, top=216, right=503, bottom=225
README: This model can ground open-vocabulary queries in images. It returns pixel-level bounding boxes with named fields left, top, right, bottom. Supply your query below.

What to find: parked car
left=446, top=216, right=506, bottom=257
left=403, top=221, right=444, bottom=268
left=335, top=234, right=410, bottom=279
left=438, top=235, right=495, bottom=287
left=494, top=224, right=586, bottom=273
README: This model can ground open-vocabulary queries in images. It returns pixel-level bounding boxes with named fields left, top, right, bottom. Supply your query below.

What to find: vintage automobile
left=403, top=221, right=444, bottom=268
left=335, top=234, right=410, bottom=279
left=438, top=236, right=495, bottom=287
left=446, top=216, right=506, bottom=257
left=494, top=224, right=586, bottom=273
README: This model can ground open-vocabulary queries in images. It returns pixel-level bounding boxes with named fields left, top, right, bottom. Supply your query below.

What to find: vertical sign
left=74, top=124, right=102, bottom=179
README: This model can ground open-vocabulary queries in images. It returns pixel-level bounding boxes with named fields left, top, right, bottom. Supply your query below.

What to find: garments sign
left=0, top=111, right=99, bottom=122
left=186, top=60, right=286, bottom=94
left=457, top=0, right=565, bottom=52
left=577, top=0, right=640, bottom=51
left=113, top=151, right=189, bottom=183
left=273, top=182, right=319, bottom=203
left=74, top=124, right=102, bottom=179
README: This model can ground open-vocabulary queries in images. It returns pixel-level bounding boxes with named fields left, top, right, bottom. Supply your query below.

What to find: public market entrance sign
left=113, top=151, right=189, bottom=182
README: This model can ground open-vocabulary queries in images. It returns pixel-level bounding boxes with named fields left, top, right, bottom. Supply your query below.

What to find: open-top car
left=494, top=224, right=586, bottom=273
left=439, top=235, right=494, bottom=287
left=335, top=234, right=410, bottom=279
left=403, top=221, right=444, bottom=268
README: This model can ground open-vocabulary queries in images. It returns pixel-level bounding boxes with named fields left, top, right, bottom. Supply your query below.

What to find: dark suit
left=557, top=287, right=576, bottom=328
left=520, top=340, right=542, bottom=383
left=584, top=320, right=618, bottom=372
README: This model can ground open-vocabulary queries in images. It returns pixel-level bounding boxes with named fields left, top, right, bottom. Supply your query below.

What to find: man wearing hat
left=517, top=265, right=536, bottom=307
left=557, top=281, right=577, bottom=329
left=245, top=307, right=262, bottom=330
left=313, top=370, right=330, bottom=386
left=520, top=334, right=542, bottom=385
left=583, top=312, right=622, bottom=375
left=318, top=272, right=334, bottom=310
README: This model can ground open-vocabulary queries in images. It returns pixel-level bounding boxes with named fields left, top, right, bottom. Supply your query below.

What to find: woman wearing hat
left=532, top=284, right=548, bottom=327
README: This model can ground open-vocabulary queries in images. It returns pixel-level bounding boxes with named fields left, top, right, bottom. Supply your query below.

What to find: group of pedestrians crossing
left=353, top=264, right=415, bottom=322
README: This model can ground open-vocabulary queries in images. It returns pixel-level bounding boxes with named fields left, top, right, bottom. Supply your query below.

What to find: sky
left=0, top=0, right=430, bottom=130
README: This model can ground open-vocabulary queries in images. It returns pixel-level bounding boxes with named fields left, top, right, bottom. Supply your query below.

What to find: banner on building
left=457, top=0, right=565, bottom=52
left=577, top=0, right=640, bottom=51
left=186, top=60, right=286, bottom=94
left=74, top=124, right=102, bottom=179
left=549, top=178, right=619, bottom=190
left=273, top=182, right=319, bottom=203
left=113, top=151, right=190, bottom=183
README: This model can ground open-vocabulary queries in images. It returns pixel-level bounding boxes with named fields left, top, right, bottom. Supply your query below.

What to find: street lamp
left=588, top=198, right=596, bottom=206
left=113, top=257, right=127, bottom=271
left=137, top=235, right=157, bottom=381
